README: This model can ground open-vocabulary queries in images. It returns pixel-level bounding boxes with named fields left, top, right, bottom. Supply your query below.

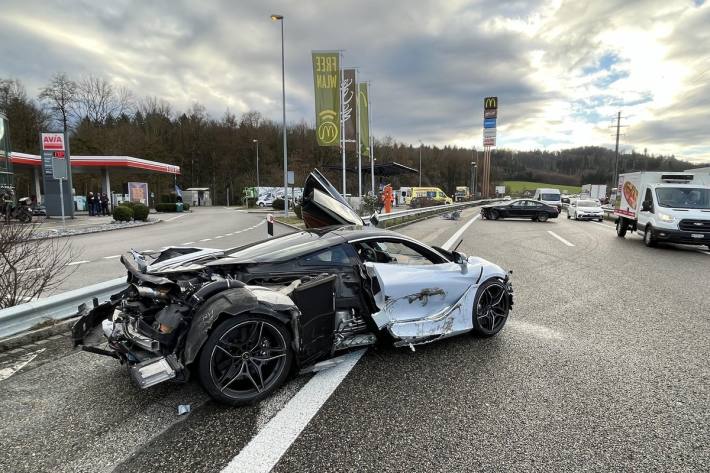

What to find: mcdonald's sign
left=484, top=96, right=498, bottom=110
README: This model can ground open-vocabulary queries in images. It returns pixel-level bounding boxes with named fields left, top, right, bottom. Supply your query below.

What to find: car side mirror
left=642, top=200, right=652, bottom=212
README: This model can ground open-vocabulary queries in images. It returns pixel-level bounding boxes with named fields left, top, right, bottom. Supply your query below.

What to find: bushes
left=272, top=198, right=285, bottom=210
left=156, top=203, right=178, bottom=212
left=183, top=203, right=190, bottom=210
left=160, top=194, right=177, bottom=204
left=132, top=203, right=149, bottom=221
left=113, top=205, right=133, bottom=222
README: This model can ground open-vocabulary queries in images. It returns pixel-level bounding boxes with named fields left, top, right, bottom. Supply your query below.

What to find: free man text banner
left=312, top=51, right=341, bottom=146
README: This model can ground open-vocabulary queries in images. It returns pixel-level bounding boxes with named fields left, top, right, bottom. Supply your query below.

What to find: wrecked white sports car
left=73, top=170, right=513, bottom=405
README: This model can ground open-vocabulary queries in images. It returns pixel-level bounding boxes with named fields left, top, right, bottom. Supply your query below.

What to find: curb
left=0, top=316, right=79, bottom=353
left=274, top=220, right=305, bottom=231
left=31, top=219, right=161, bottom=240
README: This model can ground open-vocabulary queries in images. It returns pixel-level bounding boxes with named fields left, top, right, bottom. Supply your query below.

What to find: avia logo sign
left=42, top=133, right=65, bottom=151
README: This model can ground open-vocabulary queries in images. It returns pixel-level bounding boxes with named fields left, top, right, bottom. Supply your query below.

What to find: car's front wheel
left=472, top=278, right=510, bottom=337
left=198, top=314, right=293, bottom=405
left=537, top=213, right=549, bottom=222
left=490, top=209, right=500, bottom=220
left=644, top=225, right=657, bottom=247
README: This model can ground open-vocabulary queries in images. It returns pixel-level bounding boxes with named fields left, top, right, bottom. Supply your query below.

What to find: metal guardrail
left=0, top=198, right=501, bottom=340
left=375, top=199, right=500, bottom=227
left=0, top=277, right=126, bottom=339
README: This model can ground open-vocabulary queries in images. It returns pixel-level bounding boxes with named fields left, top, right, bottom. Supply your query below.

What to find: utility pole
left=610, top=111, right=627, bottom=189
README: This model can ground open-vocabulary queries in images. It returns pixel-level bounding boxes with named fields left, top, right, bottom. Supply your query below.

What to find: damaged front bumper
left=72, top=300, right=186, bottom=389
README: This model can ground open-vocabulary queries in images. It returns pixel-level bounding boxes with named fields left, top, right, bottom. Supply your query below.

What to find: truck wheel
left=644, top=226, right=657, bottom=247
left=616, top=218, right=627, bottom=237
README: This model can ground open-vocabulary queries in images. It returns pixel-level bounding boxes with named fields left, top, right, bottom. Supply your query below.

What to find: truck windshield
left=541, top=193, right=560, bottom=201
left=655, top=187, right=710, bottom=210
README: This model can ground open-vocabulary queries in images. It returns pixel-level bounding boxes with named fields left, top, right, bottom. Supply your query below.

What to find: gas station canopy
left=10, top=152, right=180, bottom=174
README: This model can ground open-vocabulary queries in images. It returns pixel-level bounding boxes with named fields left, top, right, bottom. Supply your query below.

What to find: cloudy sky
left=1, top=0, right=708, bottom=163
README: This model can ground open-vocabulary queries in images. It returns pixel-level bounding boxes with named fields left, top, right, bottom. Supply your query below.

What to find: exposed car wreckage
left=73, top=170, right=513, bottom=405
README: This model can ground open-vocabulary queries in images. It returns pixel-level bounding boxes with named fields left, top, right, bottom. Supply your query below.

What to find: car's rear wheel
left=472, top=279, right=510, bottom=337
left=566, top=211, right=571, bottom=219
left=198, top=314, right=293, bottom=405
left=490, top=209, right=500, bottom=220
left=537, top=213, right=549, bottom=222
left=616, top=218, right=627, bottom=237
left=258, top=202, right=265, bottom=207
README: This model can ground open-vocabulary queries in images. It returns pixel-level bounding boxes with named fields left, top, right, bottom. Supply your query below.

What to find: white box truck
left=581, top=184, right=607, bottom=201
left=614, top=172, right=710, bottom=248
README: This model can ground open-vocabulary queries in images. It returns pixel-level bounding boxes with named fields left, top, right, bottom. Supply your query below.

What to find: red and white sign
left=42, top=133, right=65, bottom=152
left=483, top=136, right=496, bottom=146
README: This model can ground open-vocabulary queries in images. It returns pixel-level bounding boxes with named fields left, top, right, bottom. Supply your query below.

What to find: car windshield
left=655, top=187, right=710, bottom=209
left=576, top=200, right=599, bottom=208
left=540, top=193, right=560, bottom=201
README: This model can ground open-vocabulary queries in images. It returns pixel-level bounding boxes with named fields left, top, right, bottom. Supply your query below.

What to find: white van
left=534, top=188, right=562, bottom=212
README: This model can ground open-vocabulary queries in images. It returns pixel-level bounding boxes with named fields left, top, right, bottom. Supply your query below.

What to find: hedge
left=132, top=203, right=150, bottom=221
left=113, top=205, right=133, bottom=222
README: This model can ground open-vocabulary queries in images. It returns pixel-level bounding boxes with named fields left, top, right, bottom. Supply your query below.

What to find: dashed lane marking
left=199, top=238, right=212, bottom=242
left=66, top=260, right=91, bottom=266
left=19, top=268, right=43, bottom=273
left=590, top=221, right=615, bottom=230
left=547, top=230, right=575, bottom=247
left=103, top=255, right=121, bottom=259
left=182, top=241, right=195, bottom=245
left=215, top=235, right=224, bottom=239
left=442, top=214, right=481, bottom=250
left=165, top=214, right=186, bottom=222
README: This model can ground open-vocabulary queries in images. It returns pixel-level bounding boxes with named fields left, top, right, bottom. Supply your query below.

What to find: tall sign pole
left=340, top=52, right=346, bottom=196
left=356, top=70, right=362, bottom=197
left=483, top=96, right=498, bottom=197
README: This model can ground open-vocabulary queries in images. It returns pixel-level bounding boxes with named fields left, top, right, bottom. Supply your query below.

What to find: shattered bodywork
left=73, top=170, right=513, bottom=405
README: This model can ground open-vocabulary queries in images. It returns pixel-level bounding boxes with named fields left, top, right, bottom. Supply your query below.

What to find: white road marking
left=182, top=241, right=195, bottom=245
left=66, top=260, right=91, bottom=266
left=20, top=267, right=43, bottom=273
left=442, top=214, right=481, bottom=250
left=199, top=238, right=212, bottom=242
left=215, top=235, right=224, bottom=239
left=590, top=221, right=615, bottom=230
left=165, top=214, right=186, bottom=222
left=226, top=233, right=234, bottom=236
left=103, top=255, right=121, bottom=259
left=0, top=348, right=45, bottom=382
left=221, top=350, right=366, bottom=473
left=698, top=250, right=710, bottom=256
left=547, top=230, right=575, bottom=247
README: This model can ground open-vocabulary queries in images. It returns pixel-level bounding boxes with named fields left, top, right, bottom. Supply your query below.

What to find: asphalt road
left=1, top=209, right=708, bottom=472
left=49, top=208, right=289, bottom=292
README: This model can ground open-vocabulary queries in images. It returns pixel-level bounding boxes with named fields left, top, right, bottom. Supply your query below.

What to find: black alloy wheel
left=473, top=279, right=510, bottom=337
left=198, top=315, right=293, bottom=405
left=537, top=213, right=549, bottom=222
left=490, top=209, right=500, bottom=220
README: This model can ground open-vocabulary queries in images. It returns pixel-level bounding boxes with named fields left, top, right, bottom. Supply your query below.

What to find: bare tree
left=74, top=75, right=134, bottom=124
left=38, top=72, right=77, bottom=133
left=0, top=223, right=76, bottom=309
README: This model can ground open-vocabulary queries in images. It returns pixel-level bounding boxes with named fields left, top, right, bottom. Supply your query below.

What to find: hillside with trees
left=1, top=74, right=699, bottom=204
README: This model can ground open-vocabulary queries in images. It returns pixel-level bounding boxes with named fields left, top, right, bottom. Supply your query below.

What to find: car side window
left=512, top=201, right=526, bottom=207
left=301, top=245, right=351, bottom=266
left=354, top=239, right=445, bottom=265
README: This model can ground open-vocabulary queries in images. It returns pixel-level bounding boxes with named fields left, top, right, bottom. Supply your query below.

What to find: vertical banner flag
left=342, top=68, right=357, bottom=143
left=358, top=83, right=370, bottom=157
left=312, top=51, right=341, bottom=146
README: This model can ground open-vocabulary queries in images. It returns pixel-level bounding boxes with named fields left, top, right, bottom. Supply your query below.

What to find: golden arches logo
left=318, top=109, right=339, bottom=144
left=484, top=97, right=497, bottom=110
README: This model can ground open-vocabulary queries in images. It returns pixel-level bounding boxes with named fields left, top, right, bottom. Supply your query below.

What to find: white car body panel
left=365, top=256, right=507, bottom=346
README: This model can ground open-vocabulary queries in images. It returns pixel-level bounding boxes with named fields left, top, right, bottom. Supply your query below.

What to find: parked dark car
left=73, top=169, right=513, bottom=405
left=481, top=199, right=559, bottom=222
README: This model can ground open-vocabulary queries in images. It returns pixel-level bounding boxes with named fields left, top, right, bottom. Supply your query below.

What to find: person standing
left=101, top=193, right=109, bottom=216
left=87, top=192, right=95, bottom=216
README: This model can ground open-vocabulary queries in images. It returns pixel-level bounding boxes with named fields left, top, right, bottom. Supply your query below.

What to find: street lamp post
left=271, top=14, right=288, bottom=217
left=471, top=162, right=477, bottom=198
left=252, top=139, right=260, bottom=188
left=418, top=140, right=423, bottom=186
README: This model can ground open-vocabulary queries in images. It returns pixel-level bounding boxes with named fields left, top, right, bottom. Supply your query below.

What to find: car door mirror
left=641, top=200, right=652, bottom=212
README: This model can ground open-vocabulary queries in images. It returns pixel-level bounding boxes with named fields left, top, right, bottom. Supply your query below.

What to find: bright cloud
left=0, top=0, right=707, bottom=162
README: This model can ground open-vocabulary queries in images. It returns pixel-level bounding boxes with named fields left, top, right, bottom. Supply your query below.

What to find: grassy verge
left=503, top=180, right=582, bottom=195
left=275, top=216, right=305, bottom=228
